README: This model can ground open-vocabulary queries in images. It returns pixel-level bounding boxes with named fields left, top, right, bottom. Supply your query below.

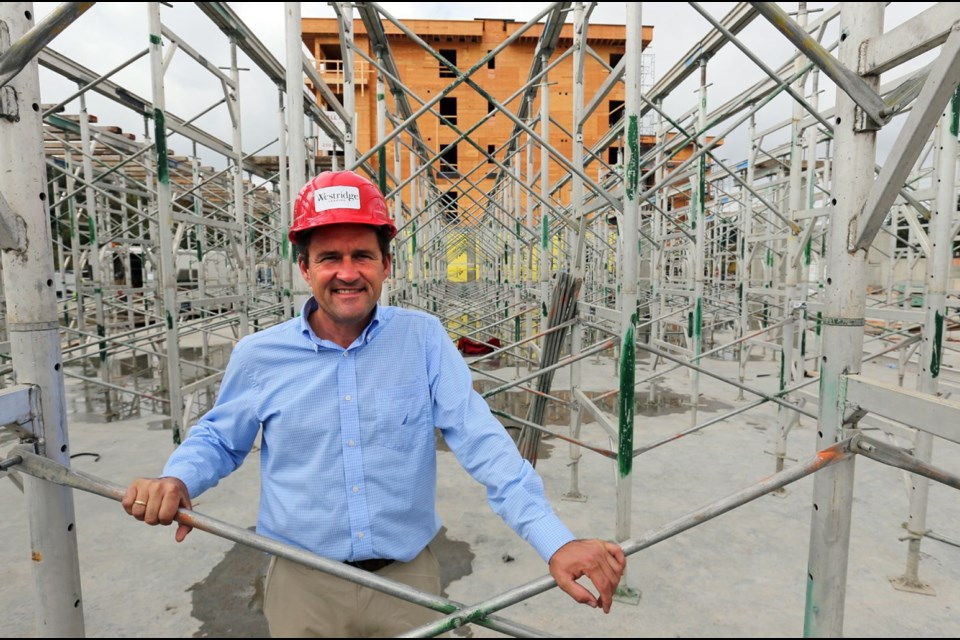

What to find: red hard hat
left=289, top=170, right=397, bottom=242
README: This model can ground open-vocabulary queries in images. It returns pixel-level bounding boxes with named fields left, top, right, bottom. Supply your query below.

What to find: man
left=122, top=169, right=625, bottom=637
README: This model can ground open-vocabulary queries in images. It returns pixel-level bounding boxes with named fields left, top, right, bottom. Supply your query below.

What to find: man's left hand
left=548, top=539, right=626, bottom=613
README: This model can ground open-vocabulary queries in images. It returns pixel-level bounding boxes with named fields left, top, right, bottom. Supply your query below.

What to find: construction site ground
left=2, top=329, right=959, bottom=638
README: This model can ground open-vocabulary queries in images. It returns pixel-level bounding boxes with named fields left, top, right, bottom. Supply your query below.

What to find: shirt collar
left=298, top=298, right=388, bottom=349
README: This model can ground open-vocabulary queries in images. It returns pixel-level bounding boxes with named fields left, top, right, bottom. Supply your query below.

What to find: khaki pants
left=263, top=546, right=443, bottom=638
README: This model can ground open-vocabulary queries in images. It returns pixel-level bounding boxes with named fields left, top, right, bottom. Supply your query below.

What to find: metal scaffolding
left=1, top=1, right=959, bottom=637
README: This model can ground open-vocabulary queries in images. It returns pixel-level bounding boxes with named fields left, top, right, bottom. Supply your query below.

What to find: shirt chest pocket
left=375, top=383, right=430, bottom=451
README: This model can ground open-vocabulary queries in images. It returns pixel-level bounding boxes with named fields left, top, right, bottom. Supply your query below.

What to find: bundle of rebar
left=515, top=272, right=582, bottom=467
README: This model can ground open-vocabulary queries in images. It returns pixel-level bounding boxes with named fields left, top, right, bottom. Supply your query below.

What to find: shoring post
left=391, top=129, right=404, bottom=302
left=689, top=56, right=707, bottom=427
left=141, top=113, right=160, bottom=415
left=738, top=112, right=757, bottom=400
left=119, top=201, right=135, bottom=333
left=648, top=98, right=665, bottom=402
left=620, top=1, right=640, bottom=344
left=563, top=1, right=587, bottom=504
left=539, top=52, right=551, bottom=340
left=148, top=1, right=184, bottom=443
left=376, top=56, right=389, bottom=305
left=245, top=181, right=258, bottom=336
left=77, top=91, right=113, bottom=417
left=611, top=2, right=642, bottom=605
left=890, top=88, right=959, bottom=595
left=286, top=1, right=309, bottom=311
left=430, top=190, right=440, bottom=290
left=803, top=4, right=880, bottom=636
left=513, top=160, right=523, bottom=375
left=883, top=206, right=898, bottom=329
left=497, top=188, right=507, bottom=347
left=54, top=189, right=69, bottom=332
left=306, top=118, right=316, bottom=177
left=764, top=172, right=778, bottom=363
left=812, top=144, right=829, bottom=376
left=276, top=88, right=294, bottom=318
left=775, top=5, right=808, bottom=477
left=525, top=133, right=535, bottom=359
left=229, top=37, right=250, bottom=337
left=340, top=2, right=356, bottom=168
left=191, top=150, right=213, bottom=409
left=412, top=214, right=421, bottom=305
left=64, top=155, right=88, bottom=368
left=614, top=314, right=639, bottom=604
left=799, top=65, right=821, bottom=382
left=0, top=3, right=85, bottom=634
left=409, top=153, right=420, bottom=308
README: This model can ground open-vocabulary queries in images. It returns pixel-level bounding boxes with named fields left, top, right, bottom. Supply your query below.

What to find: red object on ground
left=457, top=336, right=501, bottom=355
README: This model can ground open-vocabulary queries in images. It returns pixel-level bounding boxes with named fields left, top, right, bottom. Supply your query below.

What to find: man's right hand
left=121, top=477, right=193, bottom=542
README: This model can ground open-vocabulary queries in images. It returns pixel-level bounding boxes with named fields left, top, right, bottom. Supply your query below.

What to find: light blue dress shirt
left=163, top=300, right=575, bottom=564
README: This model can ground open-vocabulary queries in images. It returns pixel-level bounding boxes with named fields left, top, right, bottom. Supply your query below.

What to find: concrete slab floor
left=2, top=338, right=959, bottom=637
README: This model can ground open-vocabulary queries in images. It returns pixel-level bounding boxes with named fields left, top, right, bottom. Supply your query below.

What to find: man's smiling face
left=299, top=223, right=391, bottom=346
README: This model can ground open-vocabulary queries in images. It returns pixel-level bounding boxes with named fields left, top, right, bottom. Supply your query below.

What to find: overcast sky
left=31, top=2, right=936, bottom=175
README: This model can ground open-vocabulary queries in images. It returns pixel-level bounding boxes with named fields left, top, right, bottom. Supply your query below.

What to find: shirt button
left=344, top=394, right=352, bottom=401
left=343, top=351, right=348, bottom=357
left=352, top=485, right=359, bottom=493
left=347, top=439, right=356, bottom=447
left=357, top=532, right=365, bottom=540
